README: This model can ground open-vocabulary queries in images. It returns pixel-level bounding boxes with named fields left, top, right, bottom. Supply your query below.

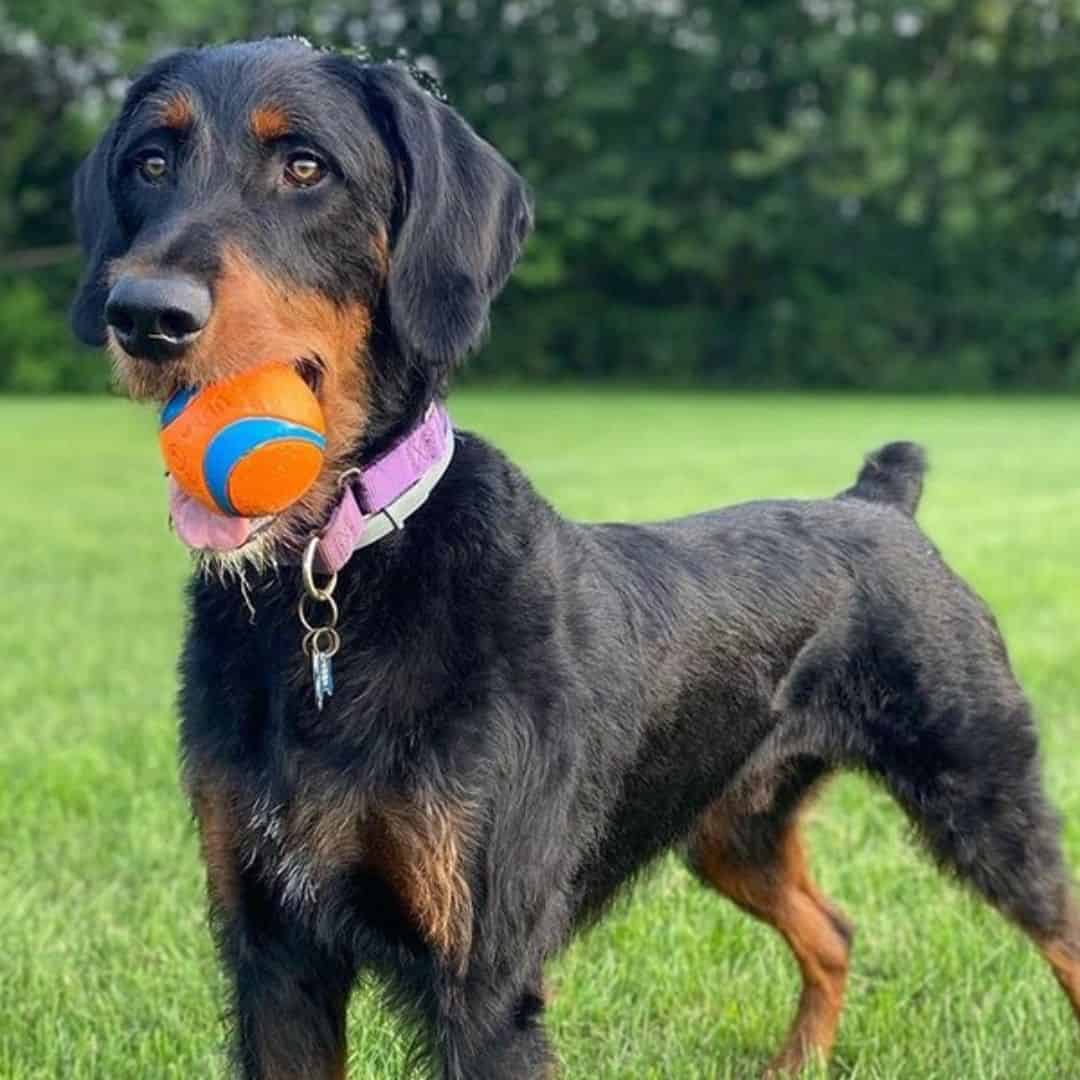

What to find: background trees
left=4, top=1, right=1080, bottom=391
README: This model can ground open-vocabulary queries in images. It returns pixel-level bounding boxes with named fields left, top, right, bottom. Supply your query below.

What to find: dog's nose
left=105, top=276, right=212, bottom=362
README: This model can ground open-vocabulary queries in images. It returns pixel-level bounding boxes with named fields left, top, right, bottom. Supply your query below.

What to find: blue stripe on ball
left=160, top=386, right=197, bottom=429
left=203, top=417, right=327, bottom=515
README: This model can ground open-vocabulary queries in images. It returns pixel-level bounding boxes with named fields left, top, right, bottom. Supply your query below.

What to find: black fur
left=73, top=40, right=1078, bottom=1079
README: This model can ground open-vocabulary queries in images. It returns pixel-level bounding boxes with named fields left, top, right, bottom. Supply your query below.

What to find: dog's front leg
left=434, top=972, right=554, bottom=1080
left=191, top=782, right=355, bottom=1080
left=222, top=897, right=355, bottom=1080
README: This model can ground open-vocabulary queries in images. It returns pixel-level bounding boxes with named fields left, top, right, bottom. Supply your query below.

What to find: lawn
left=1, top=390, right=1078, bottom=1079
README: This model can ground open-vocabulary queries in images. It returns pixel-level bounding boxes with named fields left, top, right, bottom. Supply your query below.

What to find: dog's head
left=72, top=39, right=532, bottom=565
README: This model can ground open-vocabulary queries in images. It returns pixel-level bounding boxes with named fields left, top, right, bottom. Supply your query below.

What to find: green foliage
left=0, top=269, right=111, bottom=392
left=5, top=1, right=1080, bottom=390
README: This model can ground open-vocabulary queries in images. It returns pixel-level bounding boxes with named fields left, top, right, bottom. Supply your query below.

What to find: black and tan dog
left=72, top=38, right=1079, bottom=1079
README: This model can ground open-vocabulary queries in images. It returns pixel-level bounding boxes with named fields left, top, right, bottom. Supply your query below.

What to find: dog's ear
left=70, top=123, right=124, bottom=346
left=353, top=63, right=533, bottom=369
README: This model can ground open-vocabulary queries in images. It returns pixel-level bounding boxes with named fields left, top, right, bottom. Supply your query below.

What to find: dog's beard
left=191, top=540, right=283, bottom=622
left=193, top=532, right=282, bottom=583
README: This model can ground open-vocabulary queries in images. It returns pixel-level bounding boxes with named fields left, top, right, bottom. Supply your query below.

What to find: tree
left=4, top=1, right=1080, bottom=391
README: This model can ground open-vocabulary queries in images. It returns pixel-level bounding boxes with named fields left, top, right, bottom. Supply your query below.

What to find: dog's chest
left=213, top=782, right=474, bottom=966
left=243, top=793, right=327, bottom=910
left=231, top=779, right=399, bottom=915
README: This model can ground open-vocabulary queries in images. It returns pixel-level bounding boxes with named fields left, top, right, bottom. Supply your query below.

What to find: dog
left=71, top=38, right=1079, bottom=1079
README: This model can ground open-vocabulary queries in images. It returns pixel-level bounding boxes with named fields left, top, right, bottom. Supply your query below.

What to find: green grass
left=1, top=391, right=1078, bottom=1078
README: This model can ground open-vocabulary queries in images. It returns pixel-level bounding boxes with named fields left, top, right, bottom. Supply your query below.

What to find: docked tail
left=839, top=441, right=927, bottom=517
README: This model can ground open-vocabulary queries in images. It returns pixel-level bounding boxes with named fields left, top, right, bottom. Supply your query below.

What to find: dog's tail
left=839, top=441, right=927, bottom=517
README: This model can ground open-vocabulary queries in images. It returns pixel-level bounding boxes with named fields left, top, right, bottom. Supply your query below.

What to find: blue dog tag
left=312, top=648, right=335, bottom=711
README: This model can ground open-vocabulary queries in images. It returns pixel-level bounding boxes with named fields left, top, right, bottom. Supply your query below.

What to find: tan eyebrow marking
left=158, top=92, right=195, bottom=130
left=250, top=104, right=290, bottom=141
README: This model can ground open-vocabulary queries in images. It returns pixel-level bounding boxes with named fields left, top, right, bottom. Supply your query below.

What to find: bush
left=0, top=269, right=110, bottom=393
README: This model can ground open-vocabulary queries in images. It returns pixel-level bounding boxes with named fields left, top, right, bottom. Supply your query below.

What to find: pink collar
left=311, top=403, right=455, bottom=573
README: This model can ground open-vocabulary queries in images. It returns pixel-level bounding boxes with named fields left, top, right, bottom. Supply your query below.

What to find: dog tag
left=312, top=647, right=335, bottom=711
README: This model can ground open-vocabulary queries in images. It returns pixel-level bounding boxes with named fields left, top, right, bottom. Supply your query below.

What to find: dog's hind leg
left=687, top=758, right=853, bottom=1076
left=1043, top=899, right=1080, bottom=1024
left=868, top=691, right=1080, bottom=1029
left=770, top=595, right=1080, bottom=1035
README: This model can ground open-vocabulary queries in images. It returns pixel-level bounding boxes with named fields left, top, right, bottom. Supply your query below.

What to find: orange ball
left=159, top=362, right=326, bottom=517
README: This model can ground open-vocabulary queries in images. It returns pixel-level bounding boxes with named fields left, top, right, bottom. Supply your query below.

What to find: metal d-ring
left=299, top=592, right=339, bottom=634
left=337, top=466, right=363, bottom=491
left=299, top=533, right=340, bottom=636
left=302, top=534, right=338, bottom=601
left=302, top=626, right=341, bottom=658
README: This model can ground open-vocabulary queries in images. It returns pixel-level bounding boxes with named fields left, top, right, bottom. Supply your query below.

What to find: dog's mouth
left=166, top=355, right=327, bottom=555
left=167, top=477, right=277, bottom=552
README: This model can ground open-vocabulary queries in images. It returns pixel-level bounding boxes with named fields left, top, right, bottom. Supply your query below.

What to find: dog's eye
left=283, top=153, right=327, bottom=188
left=136, top=152, right=168, bottom=183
